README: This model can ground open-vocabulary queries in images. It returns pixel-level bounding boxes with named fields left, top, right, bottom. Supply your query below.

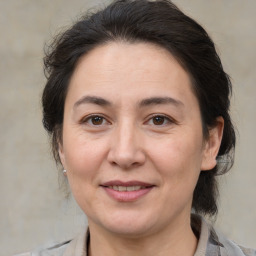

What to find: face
left=59, top=42, right=221, bottom=238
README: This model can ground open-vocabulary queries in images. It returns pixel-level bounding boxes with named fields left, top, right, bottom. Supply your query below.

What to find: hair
left=42, top=0, right=236, bottom=216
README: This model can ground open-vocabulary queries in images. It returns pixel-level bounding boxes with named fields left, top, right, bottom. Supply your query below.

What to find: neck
left=88, top=215, right=198, bottom=256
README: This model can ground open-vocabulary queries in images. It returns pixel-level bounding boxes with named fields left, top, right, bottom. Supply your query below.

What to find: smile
left=107, top=185, right=147, bottom=191
left=101, top=180, right=155, bottom=202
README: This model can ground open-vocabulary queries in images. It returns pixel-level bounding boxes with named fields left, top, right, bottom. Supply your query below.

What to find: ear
left=201, top=117, right=224, bottom=171
left=58, top=142, right=66, bottom=169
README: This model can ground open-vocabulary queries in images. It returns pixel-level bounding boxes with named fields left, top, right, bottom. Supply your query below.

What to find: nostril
left=110, top=161, right=118, bottom=166
left=109, top=158, right=143, bottom=170
left=131, top=161, right=142, bottom=167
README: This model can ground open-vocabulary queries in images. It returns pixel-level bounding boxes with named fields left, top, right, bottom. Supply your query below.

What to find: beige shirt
left=16, top=215, right=255, bottom=256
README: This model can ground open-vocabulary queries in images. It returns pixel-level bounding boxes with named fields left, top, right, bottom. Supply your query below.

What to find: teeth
left=127, top=186, right=141, bottom=191
left=109, top=186, right=146, bottom=191
left=119, top=186, right=126, bottom=192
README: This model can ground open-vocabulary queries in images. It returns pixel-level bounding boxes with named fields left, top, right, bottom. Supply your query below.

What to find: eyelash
left=80, top=114, right=111, bottom=126
left=80, top=114, right=176, bottom=127
left=145, top=114, right=176, bottom=126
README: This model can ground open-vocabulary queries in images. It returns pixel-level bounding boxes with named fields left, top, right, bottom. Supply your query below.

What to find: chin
left=92, top=209, right=160, bottom=238
left=105, top=222, right=154, bottom=238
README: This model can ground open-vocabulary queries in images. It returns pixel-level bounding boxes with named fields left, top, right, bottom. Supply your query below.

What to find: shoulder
left=16, top=229, right=88, bottom=256
left=14, top=240, right=71, bottom=256
left=35, top=240, right=71, bottom=256
left=194, top=214, right=255, bottom=256
left=14, top=228, right=88, bottom=256
left=216, top=232, right=256, bottom=256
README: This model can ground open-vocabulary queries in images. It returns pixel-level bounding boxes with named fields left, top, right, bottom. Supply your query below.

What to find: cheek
left=63, top=137, right=107, bottom=210
left=62, top=132, right=109, bottom=188
left=148, top=132, right=203, bottom=182
left=63, top=127, right=103, bottom=165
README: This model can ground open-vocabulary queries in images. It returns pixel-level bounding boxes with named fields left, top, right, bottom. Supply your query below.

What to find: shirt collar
left=63, top=214, right=222, bottom=256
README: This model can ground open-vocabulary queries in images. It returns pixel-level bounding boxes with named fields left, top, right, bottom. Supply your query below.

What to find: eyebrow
left=73, top=95, right=184, bottom=109
left=139, top=97, right=184, bottom=108
left=73, top=95, right=111, bottom=109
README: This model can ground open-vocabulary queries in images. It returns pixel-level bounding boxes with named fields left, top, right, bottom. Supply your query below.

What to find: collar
left=192, top=214, right=223, bottom=256
left=62, top=215, right=223, bottom=256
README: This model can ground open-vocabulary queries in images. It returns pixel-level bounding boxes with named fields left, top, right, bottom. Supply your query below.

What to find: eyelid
left=79, top=114, right=111, bottom=126
left=145, top=114, right=177, bottom=126
left=79, top=113, right=177, bottom=127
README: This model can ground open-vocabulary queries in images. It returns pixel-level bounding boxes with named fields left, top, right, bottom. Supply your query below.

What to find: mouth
left=101, top=180, right=155, bottom=202
left=106, top=185, right=148, bottom=191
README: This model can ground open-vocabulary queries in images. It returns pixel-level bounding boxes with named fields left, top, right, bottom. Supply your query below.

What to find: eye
left=81, top=115, right=109, bottom=126
left=152, top=116, right=166, bottom=125
left=90, top=116, right=104, bottom=125
left=147, top=115, right=174, bottom=126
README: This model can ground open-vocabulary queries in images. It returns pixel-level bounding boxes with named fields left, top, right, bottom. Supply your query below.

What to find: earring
left=63, top=169, right=67, bottom=173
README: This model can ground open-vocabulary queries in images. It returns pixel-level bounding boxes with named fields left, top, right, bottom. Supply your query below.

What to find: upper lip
left=101, top=180, right=154, bottom=187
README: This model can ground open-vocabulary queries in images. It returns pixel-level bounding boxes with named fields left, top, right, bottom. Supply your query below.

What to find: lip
left=101, top=180, right=155, bottom=202
left=101, top=180, right=154, bottom=187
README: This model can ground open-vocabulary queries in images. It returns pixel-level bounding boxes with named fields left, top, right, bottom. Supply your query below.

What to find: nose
left=107, top=121, right=146, bottom=169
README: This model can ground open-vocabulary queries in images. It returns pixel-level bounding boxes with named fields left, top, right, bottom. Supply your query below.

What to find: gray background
left=0, top=0, right=255, bottom=255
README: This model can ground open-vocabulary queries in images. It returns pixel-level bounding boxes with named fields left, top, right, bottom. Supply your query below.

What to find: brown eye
left=82, top=115, right=108, bottom=126
left=91, top=116, right=104, bottom=125
left=152, top=116, right=165, bottom=125
left=81, top=114, right=111, bottom=128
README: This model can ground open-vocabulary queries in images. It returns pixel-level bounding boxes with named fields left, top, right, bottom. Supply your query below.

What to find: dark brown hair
left=43, top=0, right=236, bottom=216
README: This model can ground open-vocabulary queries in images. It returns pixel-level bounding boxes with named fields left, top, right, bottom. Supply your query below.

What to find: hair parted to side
left=42, top=0, right=236, bottom=216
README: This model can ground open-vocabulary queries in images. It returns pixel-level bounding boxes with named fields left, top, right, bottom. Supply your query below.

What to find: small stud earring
left=63, top=169, right=67, bottom=173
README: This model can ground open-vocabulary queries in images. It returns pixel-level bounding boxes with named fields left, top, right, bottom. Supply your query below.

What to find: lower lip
left=102, top=187, right=154, bottom=202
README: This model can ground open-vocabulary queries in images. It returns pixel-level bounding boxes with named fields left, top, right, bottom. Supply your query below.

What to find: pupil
left=92, top=116, right=103, bottom=125
left=153, top=116, right=164, bottom=125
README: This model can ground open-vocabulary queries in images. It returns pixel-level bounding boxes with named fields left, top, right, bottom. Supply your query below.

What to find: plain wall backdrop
left=0, top=0, right=255, bottom=255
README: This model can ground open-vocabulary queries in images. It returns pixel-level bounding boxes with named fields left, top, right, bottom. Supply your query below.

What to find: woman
left=26, top=0, right=254, bottom=255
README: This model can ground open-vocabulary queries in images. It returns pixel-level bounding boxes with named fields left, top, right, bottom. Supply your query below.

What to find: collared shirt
left=16, top=215, right=255, bottom=256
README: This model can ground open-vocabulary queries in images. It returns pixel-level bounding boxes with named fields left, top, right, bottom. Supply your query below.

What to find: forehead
left=67, top=41, right=197, bottom=107
left=73, top=41, right=187, bottom=80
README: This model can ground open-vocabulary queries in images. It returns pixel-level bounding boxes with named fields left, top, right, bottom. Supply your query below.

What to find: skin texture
left=59, top=42, right=223, bottom=256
